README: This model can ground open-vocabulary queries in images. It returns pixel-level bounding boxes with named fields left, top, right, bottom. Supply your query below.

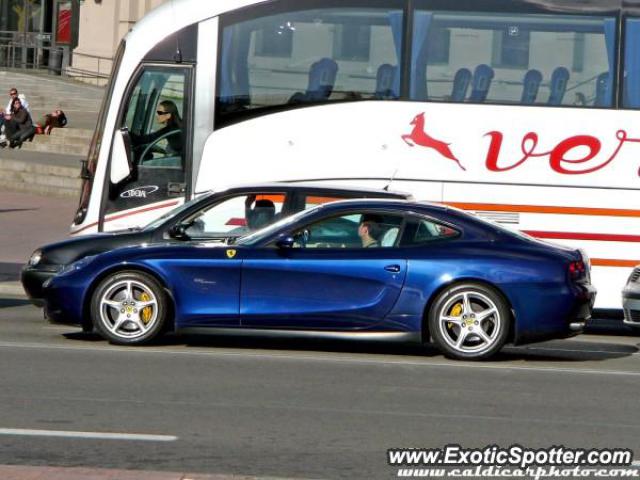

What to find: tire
left=90, top=271, right=168, bottom=345
left=428, top=283, right=510, bottom=360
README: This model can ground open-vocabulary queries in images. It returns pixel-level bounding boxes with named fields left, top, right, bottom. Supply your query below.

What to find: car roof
left=197, top=182, right=412, bottom=199
left=310, top=197, right=449, bottom=212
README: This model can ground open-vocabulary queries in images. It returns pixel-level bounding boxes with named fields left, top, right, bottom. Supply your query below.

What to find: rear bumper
left=565, top=283, right=596, bottom=336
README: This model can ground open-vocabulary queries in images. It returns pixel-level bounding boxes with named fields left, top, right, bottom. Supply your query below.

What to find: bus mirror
left=110, top=128, right=134, bottom=185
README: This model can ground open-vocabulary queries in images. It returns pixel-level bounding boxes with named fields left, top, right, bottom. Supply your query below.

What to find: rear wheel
left=91, top=271, right=168, bottom=345
left=428, top=283, right=510, bottom=360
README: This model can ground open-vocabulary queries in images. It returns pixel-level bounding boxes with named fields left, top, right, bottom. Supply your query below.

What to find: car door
left=165, top=244, right=243, bottom=328
left=240, top=211, right=408, bottom=329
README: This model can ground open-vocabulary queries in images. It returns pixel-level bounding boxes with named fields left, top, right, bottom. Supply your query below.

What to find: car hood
left=35, top=231, right=155, bottom=266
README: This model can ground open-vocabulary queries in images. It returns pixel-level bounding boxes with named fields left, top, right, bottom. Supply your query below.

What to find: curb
left=0, top=282, right=25, bottom=298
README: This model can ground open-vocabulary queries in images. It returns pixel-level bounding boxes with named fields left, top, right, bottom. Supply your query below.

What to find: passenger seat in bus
left=374, top=64, right=398, bottom=99
left=468, top=64, right=494, bottom=102
left=521, top=69, right=543, bottom=104
left=289, top=58, right=339, bottom=103
left=547, top=67, right=569, bottom=105
left=450, top=68, right=472, bottom=102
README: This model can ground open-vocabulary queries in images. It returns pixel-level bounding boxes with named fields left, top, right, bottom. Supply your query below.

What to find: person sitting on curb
left=1, top=98, right=35, bottom=149
left=0, top=88, right=30, bottom=137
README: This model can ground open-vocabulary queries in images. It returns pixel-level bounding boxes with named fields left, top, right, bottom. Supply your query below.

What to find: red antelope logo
left=402, top=112, right=466, bottom=171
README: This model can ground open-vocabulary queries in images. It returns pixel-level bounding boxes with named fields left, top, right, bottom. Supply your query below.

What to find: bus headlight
left=28, top=250, right=43, bottom=266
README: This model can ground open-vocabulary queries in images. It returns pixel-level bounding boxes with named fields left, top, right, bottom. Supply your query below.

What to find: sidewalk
left=0, top=69, right=101, bottom=198
left=0, top=190, right=77, bottom=297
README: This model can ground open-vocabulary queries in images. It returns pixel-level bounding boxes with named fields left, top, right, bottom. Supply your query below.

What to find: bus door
left=103, top=66, right=193, bottom=231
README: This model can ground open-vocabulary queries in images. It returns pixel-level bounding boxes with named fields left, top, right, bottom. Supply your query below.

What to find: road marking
left=504, top=345, right=640, bottom=356
left=0, top=340, right=639, bottom=377
left=0, top=428, right=177, bottom=442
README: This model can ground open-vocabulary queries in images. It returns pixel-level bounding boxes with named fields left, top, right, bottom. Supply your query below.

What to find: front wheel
left=428, top=283, right=510, bottom=360
left=90, top=271, right=169, bottom=345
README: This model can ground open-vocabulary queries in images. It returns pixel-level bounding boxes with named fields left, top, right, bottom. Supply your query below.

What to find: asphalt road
left=0, top=298, right=639, bottom=479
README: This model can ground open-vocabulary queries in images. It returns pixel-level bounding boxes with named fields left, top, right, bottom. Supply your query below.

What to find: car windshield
left=235, top=204, right=324, bottom=246
left=142, top=191, right=215, bottom=231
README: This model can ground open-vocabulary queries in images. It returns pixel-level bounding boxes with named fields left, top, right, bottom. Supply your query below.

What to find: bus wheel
left=91, top=271, right=168, bottom=345
left=428, top=283, right=509, bottom=360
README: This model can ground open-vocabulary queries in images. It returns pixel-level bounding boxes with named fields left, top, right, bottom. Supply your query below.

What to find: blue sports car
left=42, top=199, right=595, bottom=360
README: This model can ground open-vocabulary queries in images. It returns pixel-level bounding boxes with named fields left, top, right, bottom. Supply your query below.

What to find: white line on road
left=0, top=340, right=639, bottom=377
left=0, top=428, right=177, bottom=442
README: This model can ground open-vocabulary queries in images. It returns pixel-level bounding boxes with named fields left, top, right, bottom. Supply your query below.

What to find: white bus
left=72, top=0, right=640, bottom=311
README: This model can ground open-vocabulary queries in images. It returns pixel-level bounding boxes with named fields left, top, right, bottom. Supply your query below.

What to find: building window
left=255, top=25, right=293, bottom=58
left=334, top=24, right=371, bottom=61
left=493, top=27, right=530, bottom=68
left=427, top=27, right=450, bottom=64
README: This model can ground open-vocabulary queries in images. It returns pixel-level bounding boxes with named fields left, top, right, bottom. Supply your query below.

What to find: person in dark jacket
left=1, top=98, right=35, bottom=148
left=131, top=100, right=183, bottom=160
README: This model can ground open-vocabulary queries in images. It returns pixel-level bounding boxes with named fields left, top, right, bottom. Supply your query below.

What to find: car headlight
left=28, top=250, right=43, bottom=266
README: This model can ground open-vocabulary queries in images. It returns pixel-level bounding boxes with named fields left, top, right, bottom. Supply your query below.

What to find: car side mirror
left=169, top=223, right=191, bottom=240
left=276, top=235, right=295, bottom=249
left=110, top=127, right=135, bottom=185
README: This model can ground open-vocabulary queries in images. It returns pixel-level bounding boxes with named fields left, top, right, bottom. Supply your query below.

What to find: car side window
left=292, top=212, right=404, bottom=249
left=400, top=217, right=459, bottom=247
left=184, top=193, right=285, bottom=238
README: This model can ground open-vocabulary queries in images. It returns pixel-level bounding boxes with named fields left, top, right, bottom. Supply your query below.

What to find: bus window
left=623, top=18, right=640, bottom=109
left=410, top=10, right=616, bottom=108
left=106, top=67, right=190, bottom=218
left=217, top=3, right=403, bottom=126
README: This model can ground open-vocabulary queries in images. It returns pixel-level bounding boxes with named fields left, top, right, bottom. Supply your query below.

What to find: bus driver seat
left=247, top=199, right=276, bottom=230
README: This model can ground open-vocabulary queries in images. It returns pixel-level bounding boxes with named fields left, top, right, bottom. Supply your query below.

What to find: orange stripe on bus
left=591, top=259, right=639, bottom=267
left=306, top=195, right=347, bottom=205
left=255, top=194, right=285, bottom=203
left=446, top=202, right=640, bottom=218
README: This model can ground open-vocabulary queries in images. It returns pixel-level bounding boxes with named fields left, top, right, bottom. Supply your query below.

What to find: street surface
left=0, top=298, right=639, bottom=479
left=1, top=191, right=640, bottom=479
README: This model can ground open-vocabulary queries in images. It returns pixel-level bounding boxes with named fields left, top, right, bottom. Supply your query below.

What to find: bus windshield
left=74, top=39, right=126, bottom=226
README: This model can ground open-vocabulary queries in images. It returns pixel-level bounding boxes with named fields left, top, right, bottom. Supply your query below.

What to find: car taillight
left=568, top=260, right=586, bottom=280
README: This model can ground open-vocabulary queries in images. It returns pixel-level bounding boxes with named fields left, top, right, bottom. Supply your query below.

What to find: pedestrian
left=0, top=88, right=30, bottom=141
left=1, top=97, right=35, bottom=149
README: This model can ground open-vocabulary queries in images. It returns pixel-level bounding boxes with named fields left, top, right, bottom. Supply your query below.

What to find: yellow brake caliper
left=140, top=292, right=153, bottom=324
left=448, top=303, right=463, bottom=330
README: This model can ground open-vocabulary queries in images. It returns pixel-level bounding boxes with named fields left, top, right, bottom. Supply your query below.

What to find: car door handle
left=384, top=264, right=401, bottom=273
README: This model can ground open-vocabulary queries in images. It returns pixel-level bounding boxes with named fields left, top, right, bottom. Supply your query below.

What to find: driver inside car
left=130, top=100, right=184, bottom=160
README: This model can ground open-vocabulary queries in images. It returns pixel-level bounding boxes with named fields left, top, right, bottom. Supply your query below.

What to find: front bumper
left=21, top=265, right=61, bottom=306
left=622, top=283, right=640, bottom=327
